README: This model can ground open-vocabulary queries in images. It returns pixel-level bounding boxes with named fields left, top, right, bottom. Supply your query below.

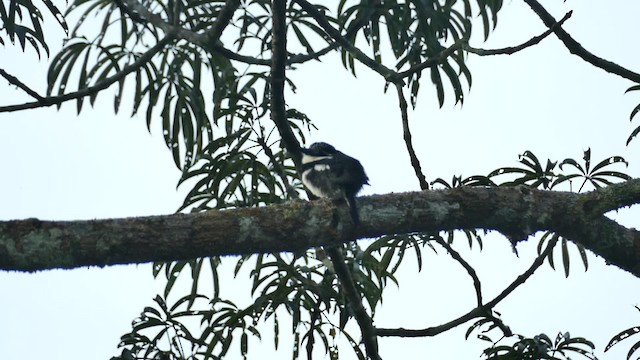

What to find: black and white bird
left=300, top=142, right=369, bottom=223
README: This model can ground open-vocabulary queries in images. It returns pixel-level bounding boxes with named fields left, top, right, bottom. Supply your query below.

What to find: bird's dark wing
left=328, top=153, right=368, bottom=191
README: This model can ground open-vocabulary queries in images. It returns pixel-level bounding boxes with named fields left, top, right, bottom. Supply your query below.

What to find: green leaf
left=561, top=237, right=570, bottom=278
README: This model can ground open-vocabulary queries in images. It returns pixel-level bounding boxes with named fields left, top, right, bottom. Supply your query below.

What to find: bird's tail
left=345, top=196, right=360, bottom=224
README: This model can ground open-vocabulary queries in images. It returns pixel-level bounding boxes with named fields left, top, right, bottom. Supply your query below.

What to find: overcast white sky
left=1, top=1, right=640, bottom=359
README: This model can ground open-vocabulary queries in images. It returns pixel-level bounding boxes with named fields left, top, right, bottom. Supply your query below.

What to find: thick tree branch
left=524, top=0, right=640, bottom=83
left=0, top=36, right=174, bottom=113
left=376, top=236, right=557, bottom=338
left=2, top=180, right=640, bottom=275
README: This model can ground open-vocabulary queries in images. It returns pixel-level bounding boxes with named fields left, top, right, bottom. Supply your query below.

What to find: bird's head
left=301, top=142, right=337, bottom=157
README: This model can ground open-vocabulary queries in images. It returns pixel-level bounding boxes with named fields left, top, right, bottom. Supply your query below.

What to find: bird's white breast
left=301, top=154, right=333, bottom=198
left=301, top=169, right=325, bottom=197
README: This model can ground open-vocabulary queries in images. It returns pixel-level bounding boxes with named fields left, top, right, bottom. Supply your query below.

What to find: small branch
left=434, top=236, right=482, bottom=307
left=524, top=0, right=640, bottom=84
left=112, top=0, right=148, bottom=25
left=484, top=235, right=558, bottom=309
left=465, top=11, right=572, bottom=56
left=0, top=36, right=174, bottom=113
left=486, top=313, right=513, bottom=337
left=376, top=236, right=558, bottom=338
left=326, top=247, right=381, bottom=360
left=207, top=0, right=241, bottom=43
left=396, top=10, right=572, bottom=80
left=0, top=69, right=44, bottom=101
left=121, top=0, right=204, bottom=45
left=395, top=83, right=429, bottom=190
left=397, top=40, right=465, bottom=80
left=209, top=42, right=337, bottom=67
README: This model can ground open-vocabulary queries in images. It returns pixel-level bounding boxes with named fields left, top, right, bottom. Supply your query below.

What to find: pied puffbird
left=299, top=142, right=369, bottom=223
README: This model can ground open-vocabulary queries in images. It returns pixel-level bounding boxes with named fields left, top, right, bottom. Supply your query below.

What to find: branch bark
left=2, top=180, right=640, bottom=276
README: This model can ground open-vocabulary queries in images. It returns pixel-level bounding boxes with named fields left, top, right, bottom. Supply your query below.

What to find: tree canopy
left=2, top=1, right=640, bottom=360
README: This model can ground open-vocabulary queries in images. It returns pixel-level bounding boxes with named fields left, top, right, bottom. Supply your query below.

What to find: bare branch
left=434, top=236, right=482, bottom=307
left=465, top=11, right=572, bottom=56
left=524, top=0, right=640, bottom=83
left=0, top=36, right=174, bottom=113
left=376, top=236, right=558, bottom=338
left=0, top=69, right=44, bottom=101
left=326, top=247, right=381, bottom=360
left=485, top=235, right=558, bottom=308
left=395, top=83, right=429, bottom=190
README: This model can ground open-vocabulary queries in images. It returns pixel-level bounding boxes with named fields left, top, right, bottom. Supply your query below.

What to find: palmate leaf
left=489, top=150, right=558, bottom=189
left=431, top=174, right=496, bottom=188
left=556, top=148, right=630, bottom=191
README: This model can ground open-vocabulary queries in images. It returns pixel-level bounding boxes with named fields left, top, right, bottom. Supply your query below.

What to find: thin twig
left=524, top=0, right=640, bottom=84
left=395, top=83, right=429, bottom=190
left=376, top=236, right=558, bottom=337
left=465, top=11, right=572, bottom=56
left=397, top=11, right=572, bottom=80
left=486, top=313, right=513, bottom=337
left=434, top=236, right=482, bottom=307
left=0, top=69, right=44, bottom=101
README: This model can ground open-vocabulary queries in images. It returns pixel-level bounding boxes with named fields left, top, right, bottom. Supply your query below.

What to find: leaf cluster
left=478, top=331, right=597, bottom=360
left=0, top=0, right=68, bottom=57
left=113, top=231, right=438, bottom=360
left=337, top=0, right=502, bottom=107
